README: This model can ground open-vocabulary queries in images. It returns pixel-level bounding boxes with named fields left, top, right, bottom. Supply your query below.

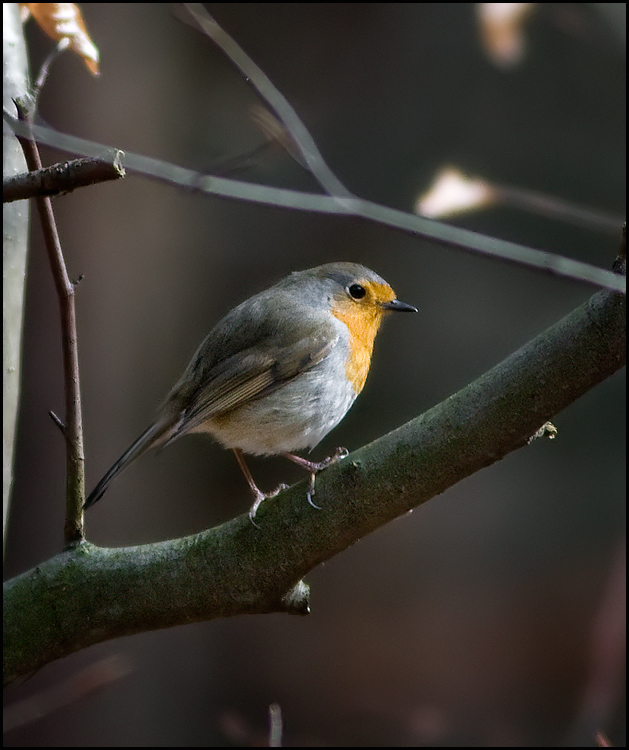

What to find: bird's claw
left=306, top=472, right=322, bottom=509
left=248, top=483, right=290, bottom=528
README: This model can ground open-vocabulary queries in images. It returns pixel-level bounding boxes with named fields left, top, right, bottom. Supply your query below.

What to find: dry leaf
left=21, top=3, right=99, bottom=75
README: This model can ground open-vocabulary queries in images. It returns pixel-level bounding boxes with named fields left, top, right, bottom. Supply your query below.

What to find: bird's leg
left=283, top=447, right=349, bottom=509
left=232, top=448, right=288, bottom=527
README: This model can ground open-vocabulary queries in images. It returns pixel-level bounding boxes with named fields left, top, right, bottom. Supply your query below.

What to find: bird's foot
left=284, top=447, right=349, bottom=510
left=248, top=483, right=290, bottom=528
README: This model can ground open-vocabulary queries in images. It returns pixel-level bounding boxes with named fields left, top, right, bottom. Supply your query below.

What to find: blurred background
left=4, top=3, right=625, bottom=746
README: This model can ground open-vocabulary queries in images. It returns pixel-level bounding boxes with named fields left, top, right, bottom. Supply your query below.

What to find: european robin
left=85, top=262, right=417, bottom=521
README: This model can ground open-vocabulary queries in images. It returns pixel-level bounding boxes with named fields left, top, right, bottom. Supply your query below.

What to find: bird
left=84, top=262, right=417, bottom=522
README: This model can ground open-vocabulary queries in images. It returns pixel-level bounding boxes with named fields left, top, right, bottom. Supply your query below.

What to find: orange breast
left=331, top=303, right=385, bottom=395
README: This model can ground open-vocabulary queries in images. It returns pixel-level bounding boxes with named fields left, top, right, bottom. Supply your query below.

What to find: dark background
left=4, top=3, right=625, bottom=746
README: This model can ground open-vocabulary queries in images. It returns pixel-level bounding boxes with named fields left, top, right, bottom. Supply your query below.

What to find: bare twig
left=181, top=4, right=626, bottom=293
left=3, top=112, right=625, bottom=295
left=33, top=38, right=70, bottom=101
left=183, top=3, right=352, bottom=198
left=14, top=100, right=85, bottom=545
left=3, top=150, right=125, bottom=202
left=48, top=410, right=66, bottom=434
left=417, top=166, right=623, bottom=234
left=494, top=181, right=623, bottom=234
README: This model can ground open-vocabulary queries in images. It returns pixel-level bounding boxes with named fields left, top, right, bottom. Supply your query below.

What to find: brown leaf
left=21, top=3, right=100, bottom=75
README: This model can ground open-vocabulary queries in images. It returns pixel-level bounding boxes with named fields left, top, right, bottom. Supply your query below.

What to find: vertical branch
left=16, top=102, right=85, bottom=545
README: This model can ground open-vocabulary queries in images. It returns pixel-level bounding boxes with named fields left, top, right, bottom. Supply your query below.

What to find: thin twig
left=48, top=410, right=66, bottom=434
left=183, top=3, right=352, bottom=198
left=15, top=100, right=85, bottom=545
left=33, top=39, right=70, bottom=103
left=3, top=112, right=625, bottom=295
left=494, top=182, right=623, bottom=234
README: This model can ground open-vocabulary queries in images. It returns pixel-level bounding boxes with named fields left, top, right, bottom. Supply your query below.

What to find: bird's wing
left=166, top=325, right=339, bottom=437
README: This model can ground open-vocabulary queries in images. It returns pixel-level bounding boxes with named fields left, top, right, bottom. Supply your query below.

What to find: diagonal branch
left=183, top=3, right=353, bottom=198
left=3, top=112, right=625, bottom=295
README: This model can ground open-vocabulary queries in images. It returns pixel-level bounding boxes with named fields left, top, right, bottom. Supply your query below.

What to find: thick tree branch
left=4, top=282, right=624, bottom=685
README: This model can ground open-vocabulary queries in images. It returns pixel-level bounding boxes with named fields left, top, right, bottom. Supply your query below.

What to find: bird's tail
left=84, top=415, right=182, bottom=509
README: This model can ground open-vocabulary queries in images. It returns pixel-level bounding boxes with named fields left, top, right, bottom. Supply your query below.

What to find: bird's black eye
left=348, top=283, right=366, bottom=300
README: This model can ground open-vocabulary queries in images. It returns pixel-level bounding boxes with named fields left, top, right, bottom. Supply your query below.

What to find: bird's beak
left=381, top=299, right=418, bottom=313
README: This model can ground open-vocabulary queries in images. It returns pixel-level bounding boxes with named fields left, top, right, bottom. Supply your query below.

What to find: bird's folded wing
left=170, top=330, right=338, bottom=435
